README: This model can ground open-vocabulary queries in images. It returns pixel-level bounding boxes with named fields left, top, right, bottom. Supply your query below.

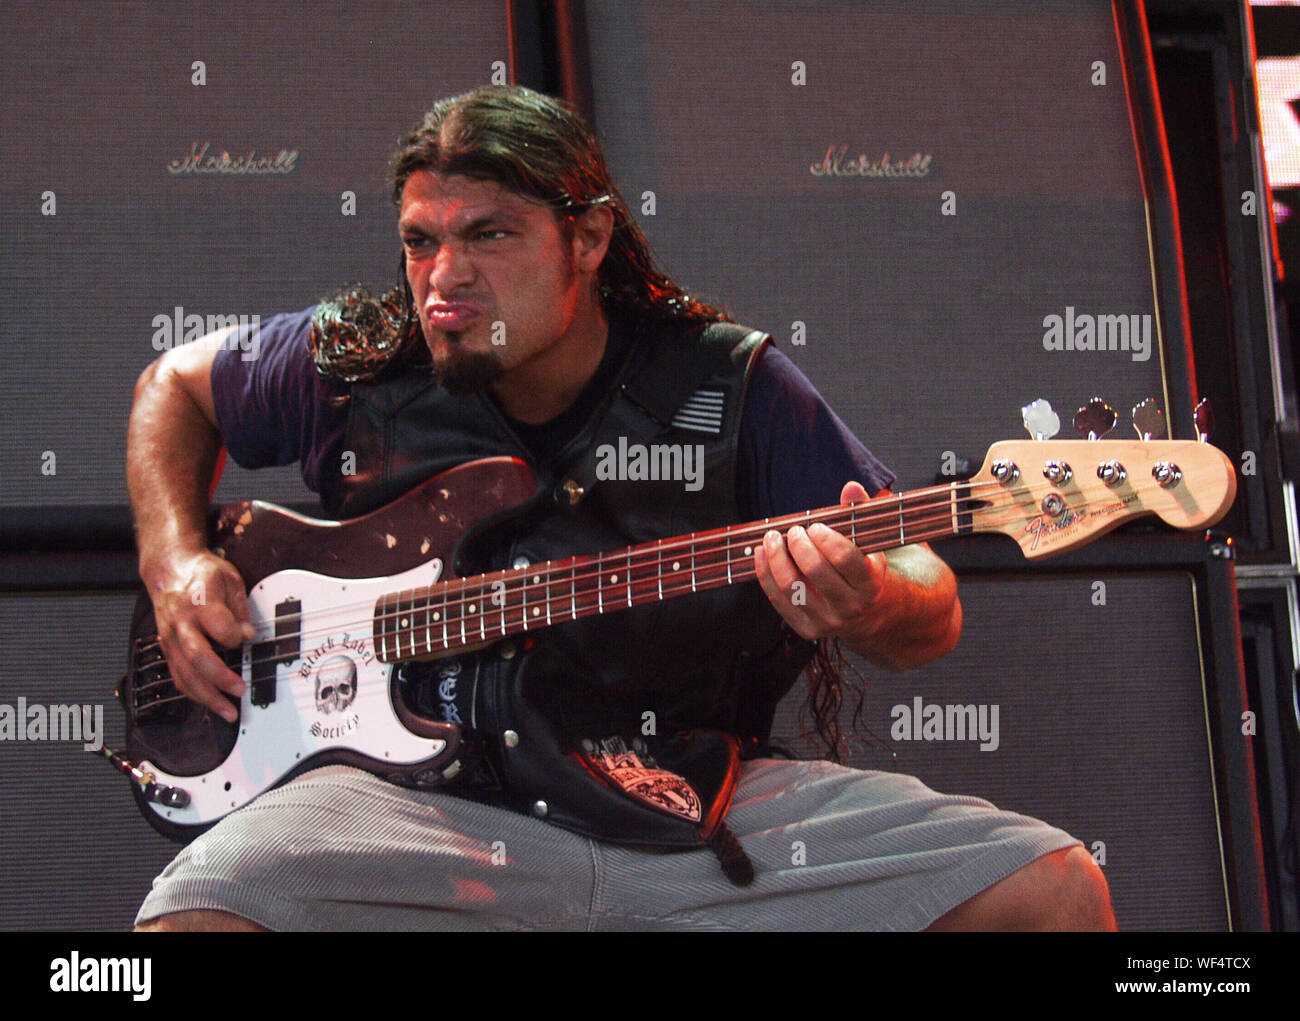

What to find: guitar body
left=121, top=456, right=538, bottom=840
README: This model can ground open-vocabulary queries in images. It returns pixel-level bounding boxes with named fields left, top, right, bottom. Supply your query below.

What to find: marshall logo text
left=167, top=142, right=299, bottom=176
left=810, top=145, right=932, bottom=179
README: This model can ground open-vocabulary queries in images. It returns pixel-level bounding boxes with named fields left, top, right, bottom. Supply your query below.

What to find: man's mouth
left=425, top=302, right=482, bottom=332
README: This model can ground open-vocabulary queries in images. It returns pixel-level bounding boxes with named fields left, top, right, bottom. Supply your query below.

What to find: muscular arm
left=754, top=481, right=962, bottom=670
left=128, top=336, right=222, bottom=579
left=126, top=328, right=253, bottom=721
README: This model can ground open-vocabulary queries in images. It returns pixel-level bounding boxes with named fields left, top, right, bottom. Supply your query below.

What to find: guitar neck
left=373, top=482, right=969, bottom=661
left=372, top=435, right=1238, bottom=662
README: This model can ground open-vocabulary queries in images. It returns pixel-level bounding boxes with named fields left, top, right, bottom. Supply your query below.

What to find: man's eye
left=403, top=237, right=430, bottom=251
left=475, top=230, right=507, bottom=241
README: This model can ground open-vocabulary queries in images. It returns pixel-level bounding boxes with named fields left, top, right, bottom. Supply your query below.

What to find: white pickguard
left=142, top=558, right=447, bottom=827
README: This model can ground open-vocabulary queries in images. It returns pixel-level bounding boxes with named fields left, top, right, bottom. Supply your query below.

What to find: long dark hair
left=389, top=84, right=724, bottom=328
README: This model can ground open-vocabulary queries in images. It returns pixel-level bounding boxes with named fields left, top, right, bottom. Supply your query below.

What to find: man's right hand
left=146, top=550, right=255, bottom=724
left=128, top=324, right=248, bottom=722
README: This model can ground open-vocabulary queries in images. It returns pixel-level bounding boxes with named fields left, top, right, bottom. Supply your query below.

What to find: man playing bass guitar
left=127, top=85, right=1113, bottom=931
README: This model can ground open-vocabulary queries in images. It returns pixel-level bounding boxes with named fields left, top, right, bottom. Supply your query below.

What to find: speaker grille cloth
left=587, top=0, right=1170, bottom=490
left=0, top=0, right=509, bottom=508
left=0, top=591, right=177, bottom=930
left=771, top=572, right=1228, bottom=931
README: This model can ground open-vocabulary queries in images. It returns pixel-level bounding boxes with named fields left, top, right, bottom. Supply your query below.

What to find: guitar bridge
left=127, top=635, right=182, bottom=720
left=127, top=635, right=241, bottom=721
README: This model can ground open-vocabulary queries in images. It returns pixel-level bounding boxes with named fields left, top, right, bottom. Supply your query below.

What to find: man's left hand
left=752, top=481, right=961, bottom=670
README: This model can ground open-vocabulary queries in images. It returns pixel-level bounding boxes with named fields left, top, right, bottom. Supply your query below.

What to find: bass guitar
left=112, top=409, right=1236, bottom=838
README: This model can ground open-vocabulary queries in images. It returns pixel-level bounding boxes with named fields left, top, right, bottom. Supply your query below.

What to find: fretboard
left=372, top=482, right=980, bottom=662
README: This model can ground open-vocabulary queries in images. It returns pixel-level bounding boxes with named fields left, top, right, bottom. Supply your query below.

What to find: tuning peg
left=1131, top=398, right=1166, bottom=441
left=1194, top=398, right=1214, bottom=443
left=1073, top=397, right=1117, bottom=440
left=1022, top=398, right=1060, bottom=441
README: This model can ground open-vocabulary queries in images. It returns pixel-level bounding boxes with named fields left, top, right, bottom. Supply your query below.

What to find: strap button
left=532, top=800, right=549, bottom=818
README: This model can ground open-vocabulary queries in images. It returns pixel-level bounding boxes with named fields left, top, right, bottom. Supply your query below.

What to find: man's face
left=399, top=171, right=585, bottom=395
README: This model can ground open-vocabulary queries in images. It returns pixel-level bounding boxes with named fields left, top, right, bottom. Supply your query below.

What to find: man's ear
left=571, top=203, right=615, bottom=274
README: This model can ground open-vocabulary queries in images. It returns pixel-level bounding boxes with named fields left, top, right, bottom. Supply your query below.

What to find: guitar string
left=329, top=462, right=1222, bottom=643
left=129, top=497, right=979, bottom=697
left=158, top=476, right=1025, bottom=645
left=130, top=469, right=1198, bottom=685
left=131, top=514, right=980, bottom=710
left=136, top=460, right=1207, bottom=661
left=131, top=483, right=988, bottom=666
left=130, top=474, right=1178, bottom=699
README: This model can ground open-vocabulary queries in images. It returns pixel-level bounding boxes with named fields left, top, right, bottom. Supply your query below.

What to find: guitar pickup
left=250, top=598, right=301, bottom=708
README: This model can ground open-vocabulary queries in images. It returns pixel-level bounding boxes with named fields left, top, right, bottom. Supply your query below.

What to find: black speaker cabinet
left=0, top=590, right=178, bottom=931
left=771, top=535, right=1271, bottom=931
left=0, top=0, right=521, bottom=931
left=0, top=0, right=512, bottom=511
left=575, top=0, right=1198, bottom=494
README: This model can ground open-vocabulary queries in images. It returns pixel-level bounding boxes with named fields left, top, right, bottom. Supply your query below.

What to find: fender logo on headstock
left=1023, top=492, right=1138, bottom=551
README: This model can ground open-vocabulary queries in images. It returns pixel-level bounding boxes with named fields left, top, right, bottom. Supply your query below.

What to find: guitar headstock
left=967, top=399, right=1237, bottom=559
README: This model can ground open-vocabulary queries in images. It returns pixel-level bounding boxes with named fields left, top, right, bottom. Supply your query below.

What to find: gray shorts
left=135, top=758, right=1080, bottom=931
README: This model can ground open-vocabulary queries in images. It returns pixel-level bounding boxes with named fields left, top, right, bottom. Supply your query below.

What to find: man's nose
left=428, top=241, right=475, bottom=295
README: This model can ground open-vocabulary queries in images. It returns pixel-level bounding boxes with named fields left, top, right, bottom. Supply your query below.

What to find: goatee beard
left=431, top=346, right=505, bottom=395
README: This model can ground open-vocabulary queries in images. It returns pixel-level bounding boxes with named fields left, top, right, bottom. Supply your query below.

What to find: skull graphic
left=314, top=655, right=357, bottom=714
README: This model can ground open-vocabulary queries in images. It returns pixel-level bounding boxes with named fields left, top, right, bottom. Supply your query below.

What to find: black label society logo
left=300, top=636, right=372, bottom=739
left=313, top=655, right=356, bottom=714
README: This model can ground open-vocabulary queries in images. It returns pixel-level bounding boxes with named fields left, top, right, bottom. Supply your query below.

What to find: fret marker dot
left=468, top=603, right=476, bottom=613
left=433, top=612, right=441, bottom=621
left=744, top=546, right=753, bottom=556
left=532, top=607, right=540, bottom=617
left=673, top=561, right=681, bottom=571
left=400, top=617, right=409, bottom=627
left=533, top=575, right=540, bottom=584
left=611, top=573, right=618, bottom=583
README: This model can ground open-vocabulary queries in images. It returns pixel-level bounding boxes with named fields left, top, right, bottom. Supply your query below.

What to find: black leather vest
left=319, top=315, right=815, bottom=851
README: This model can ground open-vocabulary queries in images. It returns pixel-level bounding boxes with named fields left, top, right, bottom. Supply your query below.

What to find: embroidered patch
left=586, top=737, right=702, bottom=822
left=435, top=659, right=463, bottom=724
left=671, top=387, right=726, bottom=435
